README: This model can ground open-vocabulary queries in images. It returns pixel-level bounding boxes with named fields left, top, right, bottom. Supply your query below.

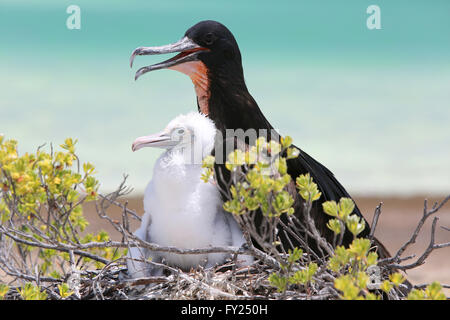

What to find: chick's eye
left=177, top=129, right=185, bottom=134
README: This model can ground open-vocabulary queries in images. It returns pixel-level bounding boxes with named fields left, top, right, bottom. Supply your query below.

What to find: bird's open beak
left=130, top=36, right=208, bottom=80
left=132, top=131, right=178, bottom=152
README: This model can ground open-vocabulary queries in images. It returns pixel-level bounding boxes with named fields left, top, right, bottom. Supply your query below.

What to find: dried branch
left=385, top=217, right=450, bottom=270
left=379, top=195, right=450, bottom=268
left=369, top=202, right=383, bottom=240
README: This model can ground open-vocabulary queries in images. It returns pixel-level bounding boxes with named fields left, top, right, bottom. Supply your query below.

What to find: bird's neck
left=170, top=61, right=210, bottom=115
left=150, top=150, right=212, bottom=215
left=194, top=77, right=210, bottom=116
left=202, top=76, right=274, bottom=136
left=153, top=149, right=205, bottom=187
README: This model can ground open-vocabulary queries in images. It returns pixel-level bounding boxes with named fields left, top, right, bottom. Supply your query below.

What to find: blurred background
left=1, top=0, right=449, bottom=288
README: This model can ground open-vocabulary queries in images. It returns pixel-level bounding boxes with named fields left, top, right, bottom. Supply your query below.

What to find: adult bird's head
left=130, top=20, right=251, bottom=122
left=132, top=112, right=217, bottom=165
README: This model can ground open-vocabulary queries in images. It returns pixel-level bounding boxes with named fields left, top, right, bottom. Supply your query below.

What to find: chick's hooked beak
left=132, top=131, right=179, bottom=152
left=130, top=36, right=208, bottom=80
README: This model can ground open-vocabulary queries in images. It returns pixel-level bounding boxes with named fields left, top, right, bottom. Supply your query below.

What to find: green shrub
left=0, top=136, right=126, bottom=296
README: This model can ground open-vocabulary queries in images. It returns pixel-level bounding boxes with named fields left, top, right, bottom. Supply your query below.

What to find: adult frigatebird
left=129, top=20, right=390, bottom=259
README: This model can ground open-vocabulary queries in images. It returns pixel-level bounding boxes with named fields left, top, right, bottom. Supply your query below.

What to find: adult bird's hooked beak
left=130, top=36, right=208, bottom=81
left=132, top=131, right=179, bottom=152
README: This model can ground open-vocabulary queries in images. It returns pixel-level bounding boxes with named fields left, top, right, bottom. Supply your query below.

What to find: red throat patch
left=168, top=61, right=210, bottom=116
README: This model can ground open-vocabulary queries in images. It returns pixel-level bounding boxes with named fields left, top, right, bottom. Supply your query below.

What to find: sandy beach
left=83, top=194, right=450, bottom=295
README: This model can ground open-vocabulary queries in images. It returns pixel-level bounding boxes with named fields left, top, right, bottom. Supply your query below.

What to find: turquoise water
left=1, top=0, right=449, bottom=195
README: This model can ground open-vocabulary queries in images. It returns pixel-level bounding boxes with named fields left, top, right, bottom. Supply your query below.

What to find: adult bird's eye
left=204, top=33, right=214, bottom=45
left=177, top=129, right=185, bottom=134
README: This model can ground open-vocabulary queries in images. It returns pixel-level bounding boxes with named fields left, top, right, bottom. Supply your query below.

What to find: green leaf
left=389, top=272, right=406, bottom=287
left=267, top=140, right=281, bottom=155
left=83, top=162, right=95, bottom=175
left=425, top=282, right=446, bottom=300
left=268, top=273, right=288, bottom=293
left=227, top=150, right=246, bottom=166
left=407, top=288, right=426, bottom=300
left=280, top=136, right=292, bottom=149
left=328, top=245, right=351, bottom=272
left=366, top=251, right=378, bottom=266
left=348, top=238, right=371, bottom=258
left=244, top=196, right=260, bottom=211
left=58, top=283, right=74, bottom=299
left=17, top=283, right=47, bottom=300
left=296, top=173, right=321, bottom=202
left=337, top=198, right=355, bottom=221
left=289, top=263, right=318, bottom=285
left=286, top=147, right=300, bottom=159
left=326, top=218, right=341, bottom=235
left=407, top=282, right=446, bottom=300
left=200, top=167, right=214, bottom=183
left=287, top=247, right=303, bottom=264
left=272, top=191, right=294, bottom=216
left=356, top=271, right=369, bottom=289
left=0, top=284, right=9, bottom=300
left=322, top=201, right=338, bottom=217
left=202, top=155, right=215, bottom=168
left=380, top=280, right=393, bottom=293
left=334, top=275, right=361, bottom=300
left=345, top=214, right=366, bottom=237
left=275, top=157, right=288, bottom=175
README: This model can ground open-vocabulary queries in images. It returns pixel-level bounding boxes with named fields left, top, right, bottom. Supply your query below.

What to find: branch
left=369, top=202, right=383, bottom=240
left=380, top=195, right=450, bottom=267
left=387, top=217, right=450, bottom=270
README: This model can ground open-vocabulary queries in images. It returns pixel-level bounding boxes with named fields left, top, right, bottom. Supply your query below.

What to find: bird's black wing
left=288, top=145, right=391, bottom=258
left=292, top=145, right=362, bottom=208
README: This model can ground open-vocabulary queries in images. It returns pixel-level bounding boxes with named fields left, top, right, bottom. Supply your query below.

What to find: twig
left=380, top=195, right=450, bottom=267
left=387, top=217, right=450, bottom=270
left=369, top=202, right=383, bottom=240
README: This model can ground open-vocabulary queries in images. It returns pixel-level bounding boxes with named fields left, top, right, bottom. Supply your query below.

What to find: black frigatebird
left=129, top=20, right=391, bottom=259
